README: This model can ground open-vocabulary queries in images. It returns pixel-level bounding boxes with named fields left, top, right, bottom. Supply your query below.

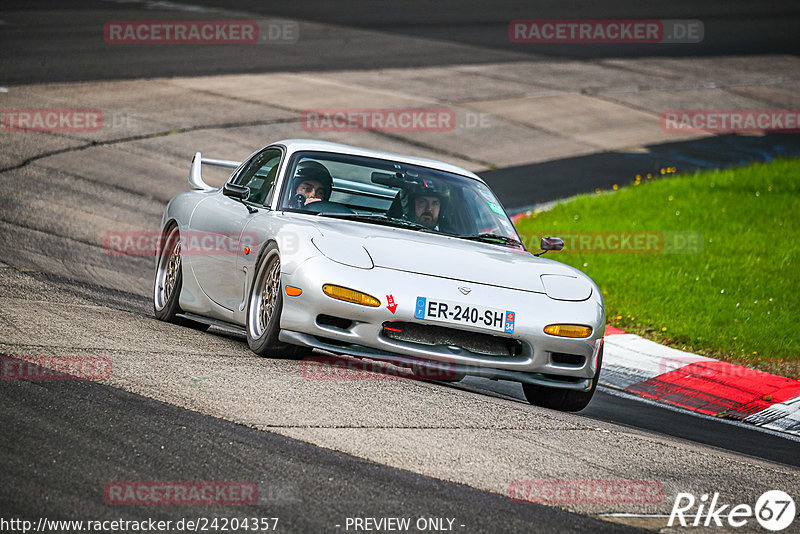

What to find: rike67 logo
left=669, top=490, right=795, bottom=531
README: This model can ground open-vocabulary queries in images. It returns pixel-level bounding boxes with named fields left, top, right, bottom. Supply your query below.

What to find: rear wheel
left=523, top=343, right=603, bottom=412
left=153, top=224, right=208, bottom=330
left=246, top=243, right=305, bottom=358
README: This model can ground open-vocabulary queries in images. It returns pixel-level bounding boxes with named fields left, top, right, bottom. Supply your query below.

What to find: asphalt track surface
left=2, top=0, right=800, bottom=84
left=465, top=378, right=800, bottom=468
left=0, top=366, right=635, bottom=533
left=1, top=1, right=800, bottom=533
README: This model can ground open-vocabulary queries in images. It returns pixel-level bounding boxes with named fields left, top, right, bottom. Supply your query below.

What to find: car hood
left=313, top=219, right=585, bottom=294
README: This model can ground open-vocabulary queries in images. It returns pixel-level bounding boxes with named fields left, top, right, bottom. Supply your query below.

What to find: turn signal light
left=544, top=324, right=593, bottom=338
left=285, top=286, right=303, bottom=297
left=322, top=284, right=381, bottom=307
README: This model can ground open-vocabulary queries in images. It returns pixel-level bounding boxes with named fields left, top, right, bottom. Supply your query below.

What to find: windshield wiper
left=456, top=233, right=524, bottom=248
left=317, top=213, right=429, bottom=231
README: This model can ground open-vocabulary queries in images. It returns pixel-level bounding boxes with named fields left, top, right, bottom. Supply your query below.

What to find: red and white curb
left=601, top=326, right=800, bottom=437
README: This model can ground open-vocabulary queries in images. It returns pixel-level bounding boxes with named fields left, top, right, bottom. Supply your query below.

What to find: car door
left=187, top=147, right=283, bottom=315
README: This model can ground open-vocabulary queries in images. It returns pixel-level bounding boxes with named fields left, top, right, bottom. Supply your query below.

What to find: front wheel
left=246, top=243, right=305, bottom=358
left=523, top=343, right=603, bottom=412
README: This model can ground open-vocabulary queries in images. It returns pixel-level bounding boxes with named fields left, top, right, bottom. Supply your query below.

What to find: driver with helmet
left=290, top=160, right=332, bottom=208
left=402, top=179, right=448, bottom=231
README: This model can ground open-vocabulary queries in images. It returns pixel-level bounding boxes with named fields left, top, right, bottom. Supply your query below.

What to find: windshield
left=279, top=151, right=523, bottom=248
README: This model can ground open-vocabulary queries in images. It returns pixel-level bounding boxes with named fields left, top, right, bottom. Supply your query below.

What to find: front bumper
left=280, top=255, right=604, bottom=390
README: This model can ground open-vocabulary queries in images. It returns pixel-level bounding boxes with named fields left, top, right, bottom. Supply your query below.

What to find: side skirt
left=177, top=313, right=246, bottom=337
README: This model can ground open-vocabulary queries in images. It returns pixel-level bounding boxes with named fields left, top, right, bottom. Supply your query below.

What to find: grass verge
left=514, top=158, right=800, bottom=379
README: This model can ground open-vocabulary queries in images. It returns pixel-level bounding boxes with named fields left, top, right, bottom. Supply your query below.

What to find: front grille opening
left=550, top=352, right=585, bottom=366
left=382, top=321, right=523, bottom=357
left=317, top=314, right=353, bottom=330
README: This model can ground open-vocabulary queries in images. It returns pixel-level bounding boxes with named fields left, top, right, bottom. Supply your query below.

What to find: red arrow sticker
left=386, top=294, right=398, bottom=314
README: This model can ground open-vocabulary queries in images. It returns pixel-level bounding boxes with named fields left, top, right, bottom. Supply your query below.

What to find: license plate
left=414, top=296, right=515, bottom=334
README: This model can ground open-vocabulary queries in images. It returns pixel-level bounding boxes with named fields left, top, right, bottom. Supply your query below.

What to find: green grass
left=514, top=159, right=800, bottom=379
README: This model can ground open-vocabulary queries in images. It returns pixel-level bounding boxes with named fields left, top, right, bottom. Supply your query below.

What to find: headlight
left=540, top=274, right=592, bottom=301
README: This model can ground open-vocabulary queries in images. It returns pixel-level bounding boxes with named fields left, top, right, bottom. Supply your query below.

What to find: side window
left=234, top=148, right=282, bottom=206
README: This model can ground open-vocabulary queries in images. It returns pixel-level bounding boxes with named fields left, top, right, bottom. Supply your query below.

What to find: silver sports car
left=154, top=139, right=605, bottom=411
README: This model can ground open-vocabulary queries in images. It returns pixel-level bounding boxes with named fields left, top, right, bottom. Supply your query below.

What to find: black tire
left=523, top=343, right=603, bottom=412
left=153, top=224, right=209, bottom=331
left=245, top=242, right=306, bottom=358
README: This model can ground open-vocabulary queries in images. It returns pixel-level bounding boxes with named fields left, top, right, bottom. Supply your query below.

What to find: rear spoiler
left=188, top=151, right=241, bottom=191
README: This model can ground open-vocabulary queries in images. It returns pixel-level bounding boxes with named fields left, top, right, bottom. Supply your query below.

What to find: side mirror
left=541, top=236, right=564, bottom=251
left=223, top=183, right=250, bottom=201
left=534, top=236, right=564, bottom=257
left=223, top=183, right=258, bottom=213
